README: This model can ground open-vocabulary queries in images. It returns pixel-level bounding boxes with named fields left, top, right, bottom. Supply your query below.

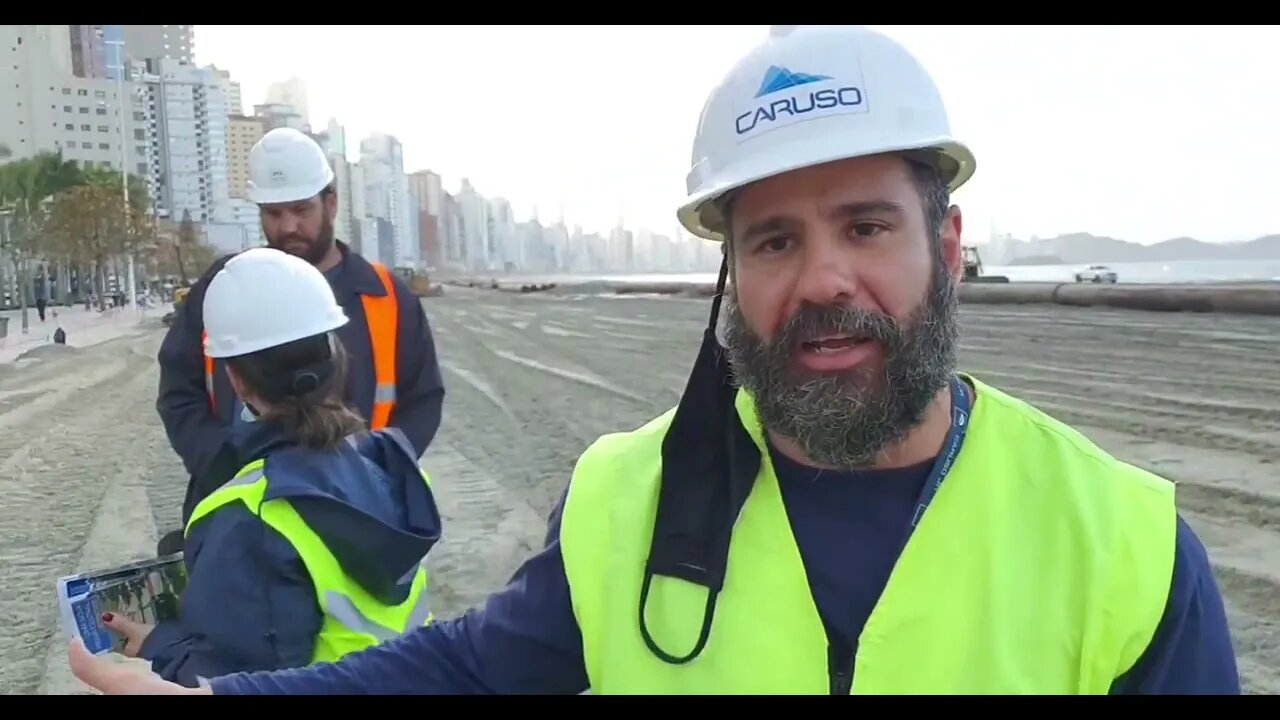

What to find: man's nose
left=794, top=234, right=859, bottom=306
left=277, top=213, right=301, bottom=236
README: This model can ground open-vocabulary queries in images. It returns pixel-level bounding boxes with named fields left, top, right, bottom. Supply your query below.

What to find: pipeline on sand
left=443, top=278, right=1280, bottom=317
left=958, top=282, right=1280, bottom=316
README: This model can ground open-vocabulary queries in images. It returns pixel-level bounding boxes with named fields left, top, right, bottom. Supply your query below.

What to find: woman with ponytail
left=101, top=247, right=442, bottom=687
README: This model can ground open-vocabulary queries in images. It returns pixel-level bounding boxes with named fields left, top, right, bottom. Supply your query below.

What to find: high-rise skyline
left=0, top=24, right=726, bottom=274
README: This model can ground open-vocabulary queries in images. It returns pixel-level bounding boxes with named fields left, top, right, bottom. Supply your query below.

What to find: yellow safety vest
left=185, top=457, right=435, bottom=664
left=559, top=374, right=1177, bottom=694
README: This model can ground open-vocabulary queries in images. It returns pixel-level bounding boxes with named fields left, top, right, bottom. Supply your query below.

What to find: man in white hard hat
left=155, top=127, right=445, bottom=551
left=72, top=25, right=1238, bottom=695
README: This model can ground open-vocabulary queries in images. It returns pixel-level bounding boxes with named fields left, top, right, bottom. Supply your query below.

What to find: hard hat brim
left=205, top=315, right=349, bottom=359
left=678, top=136, right=976, bottom=242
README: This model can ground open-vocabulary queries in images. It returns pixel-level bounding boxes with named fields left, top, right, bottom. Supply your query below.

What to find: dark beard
left=265, top=215, right=335, bottom=267
left=721, top=255, right=960, bottom=469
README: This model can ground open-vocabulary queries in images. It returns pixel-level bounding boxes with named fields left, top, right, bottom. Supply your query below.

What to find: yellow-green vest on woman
left=185, top=458, right=435, bottom=664
left=559, top=374, right=1177, bottom=694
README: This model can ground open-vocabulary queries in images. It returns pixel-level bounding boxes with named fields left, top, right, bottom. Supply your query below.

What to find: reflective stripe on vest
left=558, top=374, right=1178, bottom=694
left=202, top=261, right=399, bottom=428
left=185, top=458, right=434, bottom=663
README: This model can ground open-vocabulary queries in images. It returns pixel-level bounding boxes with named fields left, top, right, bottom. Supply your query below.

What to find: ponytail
left=227, top=333, right=366, bottom=451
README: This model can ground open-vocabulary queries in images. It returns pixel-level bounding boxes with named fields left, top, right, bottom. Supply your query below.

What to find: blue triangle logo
left=755, top=65, right=832, bottom=98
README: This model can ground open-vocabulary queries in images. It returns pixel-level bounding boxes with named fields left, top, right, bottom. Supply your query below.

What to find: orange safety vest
left=201, top=261, right=400, bottom=430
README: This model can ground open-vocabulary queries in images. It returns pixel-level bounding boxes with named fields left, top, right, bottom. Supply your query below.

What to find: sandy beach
left=2, top=288, right=1276, bottom=694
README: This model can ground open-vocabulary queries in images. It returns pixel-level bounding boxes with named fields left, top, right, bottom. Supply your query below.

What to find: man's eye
left=761, top=236, right=791, bottom=253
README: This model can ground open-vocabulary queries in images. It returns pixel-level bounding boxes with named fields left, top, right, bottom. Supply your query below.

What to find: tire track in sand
left=421, top=296, right=685, bottom=614
left=0, top=335, right=165, bottom=695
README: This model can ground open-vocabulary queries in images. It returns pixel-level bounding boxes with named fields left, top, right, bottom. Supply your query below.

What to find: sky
left=194, top=24, right=1280, bottom=246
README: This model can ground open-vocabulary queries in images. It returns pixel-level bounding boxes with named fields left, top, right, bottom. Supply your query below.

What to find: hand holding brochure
left=56, top=553, right=188, bottom=656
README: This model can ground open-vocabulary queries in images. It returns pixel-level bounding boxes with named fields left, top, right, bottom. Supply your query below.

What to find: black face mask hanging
left=640, top=253, right=762, bottom=665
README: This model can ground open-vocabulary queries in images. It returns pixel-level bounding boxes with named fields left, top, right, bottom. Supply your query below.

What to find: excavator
left=961, top=245, right=1009, bottom=283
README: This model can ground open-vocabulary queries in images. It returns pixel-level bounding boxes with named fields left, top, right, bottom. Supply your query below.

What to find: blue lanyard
left=901, top=375, right=972, bottom=553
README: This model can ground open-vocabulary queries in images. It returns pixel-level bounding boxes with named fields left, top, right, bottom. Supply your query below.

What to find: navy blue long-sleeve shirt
left=210, top=439, right=1241, bottom=695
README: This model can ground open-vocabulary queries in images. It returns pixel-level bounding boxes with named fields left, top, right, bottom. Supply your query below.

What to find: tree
left=42, top=177, right=160, bottom=307
left=0, top=150, right=85, bottom=329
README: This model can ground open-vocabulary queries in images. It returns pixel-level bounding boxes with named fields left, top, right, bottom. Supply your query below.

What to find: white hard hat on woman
left=203, top=246, right=348, bottom=359
left=677, top=24, right=976, bottom=242
left=202, top=245, right=359, bottom=436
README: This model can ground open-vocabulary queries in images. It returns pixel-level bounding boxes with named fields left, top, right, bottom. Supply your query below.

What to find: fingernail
left=101, top=612, right=113, bottom=622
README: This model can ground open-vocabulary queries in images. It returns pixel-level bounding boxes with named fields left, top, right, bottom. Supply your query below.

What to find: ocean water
left=485, top=259, right=1280, bottom=287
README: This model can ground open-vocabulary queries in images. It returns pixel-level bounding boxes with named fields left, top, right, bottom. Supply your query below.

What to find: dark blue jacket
left=156, top=241, right=445, bottom=523
left=138, top=421, right=443, bottom=688
left=208, top=437, right=1241, bottom=695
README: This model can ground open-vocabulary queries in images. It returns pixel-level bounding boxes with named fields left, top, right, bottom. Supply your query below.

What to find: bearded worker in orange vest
left=154, top=127, right=445, bottom=554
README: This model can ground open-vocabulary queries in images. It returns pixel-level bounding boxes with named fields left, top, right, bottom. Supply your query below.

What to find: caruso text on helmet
left=735, top=65, right=867, bottom=139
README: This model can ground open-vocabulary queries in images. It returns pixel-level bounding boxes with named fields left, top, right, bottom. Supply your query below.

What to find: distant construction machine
left=961, top=245, right=1010, bottom=283
left=162, top=286, right=192, bottom=327
left=393, top=266, right=444, bottom=297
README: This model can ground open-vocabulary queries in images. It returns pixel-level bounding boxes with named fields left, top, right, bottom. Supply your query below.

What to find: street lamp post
left=105, top=39, right=137, bottom=320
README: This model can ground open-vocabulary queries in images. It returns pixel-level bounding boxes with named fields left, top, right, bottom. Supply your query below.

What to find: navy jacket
left=156, top=241, right=445, bottom=523
left=139, top=421, right=443, bottom=688
left=209, top=437, right=1241, bottom=695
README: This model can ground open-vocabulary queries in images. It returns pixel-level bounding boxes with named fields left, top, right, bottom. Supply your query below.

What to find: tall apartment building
left=221, top=114, right=266, bottom=249
left=68, top=25, right=109, bottom=79
left=0, top=25, right=142, bottom=177
left=225, top=115, right=265, bottom=199
left=122, top=25, right=193, bottom=65
left=252, top=102, right=308, bottom=133
left=323, top=118, right=345, bottom=158
left=487, top=197, right=516, bottom=270
left=210, top=67, right=243, bottom=115
left=134, top=57, right=230, bottom=222
left=359, top=132, right=411, bottom=267
left=265, top=77, right=310, bottom=128
left=324, top=154, right=361, bottom=248
left=608, top=224, right=635, bottom=272
left=456, top=179, right=491, bottom=271
left=441, top=192, right=465, bottom=268
left=408, top=170, right=443, bottom=268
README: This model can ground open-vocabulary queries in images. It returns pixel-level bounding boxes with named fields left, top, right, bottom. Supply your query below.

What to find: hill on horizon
left=978, top=232, right=1280, bottom=266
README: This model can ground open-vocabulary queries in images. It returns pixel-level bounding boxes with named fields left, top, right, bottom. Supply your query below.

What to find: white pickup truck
left=1074, top=264, right=1118, bottom=283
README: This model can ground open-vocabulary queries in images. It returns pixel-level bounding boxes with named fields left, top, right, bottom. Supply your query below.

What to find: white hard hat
left=677, top=25, right=976, bottom=242
left=203, top=247, right=348, bottom=358
left=246, top=127, right=336, bottom=205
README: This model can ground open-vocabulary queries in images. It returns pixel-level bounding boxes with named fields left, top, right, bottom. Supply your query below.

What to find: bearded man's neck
left=767, top=380, right=965, bottom=472
left=315, top=240, right=342, bottom=273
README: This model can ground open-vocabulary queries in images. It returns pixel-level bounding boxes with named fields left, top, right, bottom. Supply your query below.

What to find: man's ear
left=939, top=205, right=964, bottom=283
left=327, top=192, right=339, bottom=221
